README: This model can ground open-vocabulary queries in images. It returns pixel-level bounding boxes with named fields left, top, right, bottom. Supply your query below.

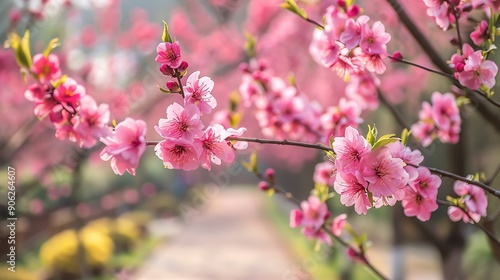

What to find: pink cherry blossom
left=340, top=16, right=370, bottom=49
left=313, top=161, right=336, bottom=186
left=458, top=51, right=498, bottom=90
left=154, top=137, right=202, bottom=171
left=402, top=184, right=438, bottom=222
left=100, top=118, right=146, bottom=176
left=31, top=53, right=62, bottom=83
left=334, top=172, right=371, bottom=215
left=345, top=73, right=379, bottom=110
left=53, top=77, right=86, bottom=109
left=333, top=126, right=370, bottom=174
left=361, top=147, right=409, bottom=197
left=408, top=167, right=441, bottom=198
left=73, top=95, right=111, bottom=148
left=470, top=20, right=490, bottom=46
left=290, top=195, right=330, bottom=232
left=155, top=102, right=204, bottom=141
left=155, top=41, right=182, bottom=68
left=454, top=178, right=488, bottom=216
left=184, top=71, right=217, bottom=115
left=386, top=141, right=424, bottom=181
left=321, top=98, right=363, bottom=141
left=25, top=83, right=58, bottom=119
left=309, top=27, right=340, bottom=68
left=332, top=213, right=347, bottom=237
left=360, top=21, right=391, bottom=55
left=223, top=127, right=248, bottom=150
left=194, top=124, right=235, bottom=170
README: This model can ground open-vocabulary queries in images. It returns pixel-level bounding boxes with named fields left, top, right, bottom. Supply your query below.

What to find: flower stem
left=176, top=72, right=185, bottom=98
left=388, top=55, right=455, bottom=79
left=226, top=136, right=333, bottom=152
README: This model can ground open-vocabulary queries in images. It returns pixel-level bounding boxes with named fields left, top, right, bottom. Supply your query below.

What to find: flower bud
left=449, top=37, right=460, bottom=46
left=178, top=61, right=189, bottom=72
left=8, top=9, right=22, bottom=24
left=337, top=0, right=346, bottom=8
left=346, top=5, right=360, bottom=17
left=390, top=51, right=403, bottom=62
left=265, top=168, right=275, bottom=179
left=166, top=81, right=181, bottom=93
left=462, top=3, right=473, bottom=13
left=454, top=61, right=465, bottom=72
left=160, top=63, right=174, bottom=76
left=258, top=181, right=271, bottom=191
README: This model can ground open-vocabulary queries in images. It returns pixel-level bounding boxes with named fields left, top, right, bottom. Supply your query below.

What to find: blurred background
left=0, top=0, right=500, bottom=279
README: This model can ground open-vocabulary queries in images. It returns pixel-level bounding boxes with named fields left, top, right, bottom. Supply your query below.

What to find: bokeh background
left=1, top=0, right=500, bottom=279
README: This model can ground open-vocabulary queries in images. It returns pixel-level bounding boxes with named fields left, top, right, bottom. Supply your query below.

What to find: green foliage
left=242, top=151, right=259, bottom=174
left=280, top=0, right=308, bottom=19
left=43, top=38, right=61, bottom=57
left=4, top=30, right=32, bottom=70
left=244, top=32, right=256, bottom=58
left=161, top=20, right=173, bottom=43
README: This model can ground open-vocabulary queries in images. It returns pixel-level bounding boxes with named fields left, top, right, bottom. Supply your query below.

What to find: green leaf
left=345, top=0, right=355, bottom=8
left=157, top=85, right=171, bottom=94
left=456, top=96, right=471, bottom=107
left=229, top=113, right=242, bottom=127
left=280, top=0, right=307, bottom=19
left=401, top=128, right=411, bottom=146
left=5, top=31, right=32, bottom=69
left=367, top=191, right=374, bottom=206
left=242, top=151, right=259, bottom=173
left=43, top=38, right=61, bottom=57
left=313, top=183, right=330, bottom=202
left=287, top=72, right=296, bottom=87
left=366, top=125, right=377, bottom=147
left=324, top=150, right=336, bottom=162
left=161, top=20, right=173, bottom=43
left=372, top=138, right=400, bottom=150
left=51, top=75, right=67, bottom=88
left=244, top=32, right=256, bottom=58
left=266, top=188, right=275, bottom=197
left=229, top=92, right=240, bottom=112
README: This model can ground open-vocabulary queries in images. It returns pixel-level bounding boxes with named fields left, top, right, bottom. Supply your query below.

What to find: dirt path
left=133, top=187, right=301, bottom=280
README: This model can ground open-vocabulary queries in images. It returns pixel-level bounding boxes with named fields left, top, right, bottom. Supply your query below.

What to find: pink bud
left=8, top=9, right=22, bottom=24
left=290, top=209, right=303, bottom=228
left=390, top=51, right=403, bottom=62
left=337, top=0, right=346, bottom=8
left=166, top=81, right=181, bottom=93
left=265, top=168, right=275, bottom=179
left=346, top=5, right=360, bottom=17
left=450, top=37, right=460, bottom=46
left=178, top=61, right=189, bottom=72
left=454, top=61, right=465, bottom=72
left=258, top=181, right=271, bottom=191
left=160, top=63, right=174, bottom=76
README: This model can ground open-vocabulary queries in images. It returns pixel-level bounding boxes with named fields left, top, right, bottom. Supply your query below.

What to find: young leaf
left=43, top=38, right=61, bottom=57
left=372, top=134, right=399, bottom=149
left=242, top=151, right=259, bottom=173
left=162, top=20, right=173, bottom=43
left=401, top=128, right=411, bottom=146
left=366, top=125, right=377, bottom=147
left=280, top=0, right=308, bottom=19
left=157, top=85, right=171, bottom=94
left=244, top=32, right=256, bottom=58
left=5, top=31, right=32, bottom=69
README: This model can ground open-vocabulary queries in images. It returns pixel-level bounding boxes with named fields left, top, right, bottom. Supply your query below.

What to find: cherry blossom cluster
left=309, top=4, right=391, bottom=80
left=423, top=0, right=500, bottom=31
left=100, top=38, right=247, bottom=175
left=411, top=92, right=461, bottom=147
left=450, top=43, right=498, bottom=90
left=25, top=53, right=111, bottom=149
left=239, top=59, right=362, bottom=143
left=329, top=126, right=442, bottom=221
left=289, top=195, right=348, bottom=245
left=448, top=176, right=488, bottom=223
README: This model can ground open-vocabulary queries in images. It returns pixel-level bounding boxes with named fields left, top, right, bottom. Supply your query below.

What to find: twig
left=437, top=199, right=500, bottom=246
left=376, top=87, right=411, bottom=129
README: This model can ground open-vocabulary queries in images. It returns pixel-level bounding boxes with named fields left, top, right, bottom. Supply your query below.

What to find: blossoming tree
left=4, top=0, right=500, bottom=278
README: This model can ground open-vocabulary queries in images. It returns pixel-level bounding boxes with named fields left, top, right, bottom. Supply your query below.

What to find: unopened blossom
left=73, top=95, right=111, bottom=148
left=184, top=71, right=217, bottom=115
left=195, top=124, right=235, bottom=170
left=361, top=147, right=409, bottom=197
left=100, top=118, right=146, bottom=176
left=155, top=138, right=202, bottom=171
left=31, top=53, right=62, bottom=83
left=155, top=102, right=204, bottom=141
left=155, top=41, right=182, bottom=68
